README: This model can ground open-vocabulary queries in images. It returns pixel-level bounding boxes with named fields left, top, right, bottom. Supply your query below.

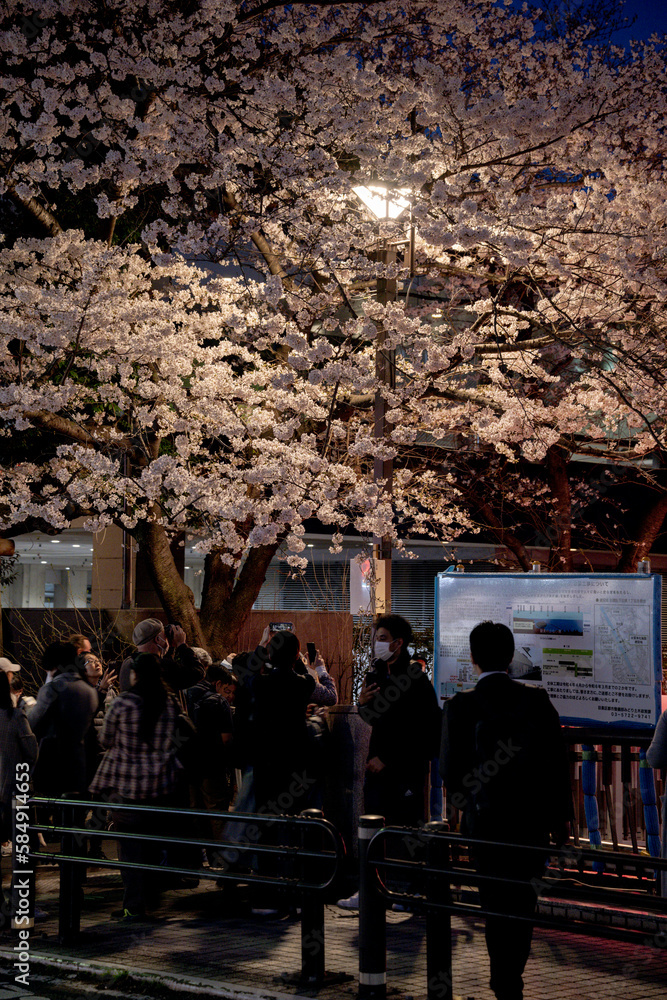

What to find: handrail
left=367, top=825, right=667, bottom=915
left=370, top=826, right=667, bottom=870
left=357, top=816, right=667, bottom=1000
left=24, top=796, right=346, bottom=986
left=29, top=796, right=344, bottom=890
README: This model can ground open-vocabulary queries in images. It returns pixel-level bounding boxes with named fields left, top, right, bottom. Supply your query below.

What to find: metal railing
left=434, top=732, right=663, bottom=852
left=357, top=815, right=667, bottom=1000
left=26, top=795, right=346, bottom=986
left=561, top=732, right=660, bottom=851
left=18, top=797, right=667, bottom=996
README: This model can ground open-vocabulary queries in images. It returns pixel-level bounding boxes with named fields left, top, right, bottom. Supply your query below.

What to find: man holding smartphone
left=358, top=614, right=440, bottom=823
left=118, top=619, right=203, bottom=694
left=337, top=613, right=440, bottom=909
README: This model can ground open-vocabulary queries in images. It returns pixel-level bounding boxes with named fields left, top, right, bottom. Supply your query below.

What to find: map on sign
left=434, top=572, right=662, bottom=729
left=596, top=602, right=651, bottom=687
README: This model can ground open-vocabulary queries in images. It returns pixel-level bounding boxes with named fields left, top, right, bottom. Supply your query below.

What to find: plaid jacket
left=89, top=692, right=182, bottom=801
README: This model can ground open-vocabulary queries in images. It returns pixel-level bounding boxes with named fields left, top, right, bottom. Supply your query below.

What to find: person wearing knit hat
left=119, top=619, right=204, bottom=695
left=131, top=618, right=165, bottom=648
left=119, top=620, right=167, bottom=691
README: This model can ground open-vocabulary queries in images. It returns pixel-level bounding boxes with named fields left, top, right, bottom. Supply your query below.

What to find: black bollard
left=58, top=796, right=81, bottom=944
left=424, top=821, right=453, bottom=1000
left=299, top=808, right=326, bottom=985
left=358, top=814, right=386, bottom=999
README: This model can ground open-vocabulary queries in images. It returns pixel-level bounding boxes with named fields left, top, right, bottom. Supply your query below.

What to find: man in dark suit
left=440, top=621, right=572, bottom=1000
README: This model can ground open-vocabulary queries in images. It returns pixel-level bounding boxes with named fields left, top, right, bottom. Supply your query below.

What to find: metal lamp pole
left=374, top=235, right=395, bottom=615
left=353, top=186, right=411, bottom=614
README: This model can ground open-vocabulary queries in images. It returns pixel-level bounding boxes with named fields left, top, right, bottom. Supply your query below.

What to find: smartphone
left=306, top=642, right=317, bottom=664
left=365, top=663, right=387, bottom=688
left=269, top=622, right=294, bottom=632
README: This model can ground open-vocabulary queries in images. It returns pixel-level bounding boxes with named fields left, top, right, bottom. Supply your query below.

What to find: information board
left=434, top=572, right=662, bottom=729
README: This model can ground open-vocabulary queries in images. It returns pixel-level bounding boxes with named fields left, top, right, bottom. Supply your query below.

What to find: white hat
left=0, top=656, right=21, bottom=673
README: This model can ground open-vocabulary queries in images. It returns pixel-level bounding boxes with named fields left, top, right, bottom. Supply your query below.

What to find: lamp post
left=352, top=186, right=412, bottom=614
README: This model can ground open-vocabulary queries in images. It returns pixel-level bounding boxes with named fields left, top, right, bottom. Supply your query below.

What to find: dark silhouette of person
left=359, top=614, right=440, bottom=825
left=440, top=621, right=572, bottom=1000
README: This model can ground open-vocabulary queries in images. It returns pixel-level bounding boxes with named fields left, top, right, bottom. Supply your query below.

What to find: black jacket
left=193, top=683, right=234, bottom=779
left=28, top=668, right=99, bottom=796
left=359, top=651, right=441, bottom=783
left=119, top=644, right=204, bottom=694
left=440, top=671, right=572, bottom=843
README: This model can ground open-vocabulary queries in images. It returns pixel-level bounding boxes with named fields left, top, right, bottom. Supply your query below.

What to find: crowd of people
left=2, top=612, right=665, bottom=1000
left=0, top=620, right=341, bottom=923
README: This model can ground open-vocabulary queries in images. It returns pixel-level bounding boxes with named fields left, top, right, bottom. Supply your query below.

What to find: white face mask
left=374, top=640, right=394, bottom=662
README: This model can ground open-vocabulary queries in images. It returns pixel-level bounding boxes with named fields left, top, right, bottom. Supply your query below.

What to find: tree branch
left=616, top=492, right=667, bottom=572
left=24, top=410, right=135, bottom=454
left=475, top=500, right=532, bottom=571
left=5, top=181, right=63, bottom=236
left=24, top=411, right=97, bottom=446
left=222, top=187, right=290, bottom=279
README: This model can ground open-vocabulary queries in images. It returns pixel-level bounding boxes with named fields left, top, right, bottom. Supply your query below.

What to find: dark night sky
left=615, top=0, right=667, bottom=42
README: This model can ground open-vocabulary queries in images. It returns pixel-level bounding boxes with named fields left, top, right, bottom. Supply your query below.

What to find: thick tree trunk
left=199, top=542, right=281, bottom=658
left=475, top=501, right=532, bottom=571
left=616, top=492, right=667, bottom=572
left=0, top=539, right=15, bottom=654
left=545, top=445, right=573, bottom=572
left=200, top=547, right=236, bottom=612
left=133, top=515, right=204, bottom=647
left=130, top=515, right=282, bottom=658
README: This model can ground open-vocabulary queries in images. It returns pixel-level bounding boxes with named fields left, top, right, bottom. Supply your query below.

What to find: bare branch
left=5, top=181, right=63, bottom=236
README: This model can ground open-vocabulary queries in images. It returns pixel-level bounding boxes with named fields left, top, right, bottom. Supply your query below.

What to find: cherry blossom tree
left=1, top=0, right=666, bottom=653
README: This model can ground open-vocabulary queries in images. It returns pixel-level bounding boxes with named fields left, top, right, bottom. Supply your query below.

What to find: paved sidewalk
left=0, top=857, right=666, bottom=999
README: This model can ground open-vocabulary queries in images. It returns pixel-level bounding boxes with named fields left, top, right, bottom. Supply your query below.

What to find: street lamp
left=353, top=185, right=413, bottom=614
left=353, top=185, right=413, bottom=301
left=352, top=185, right=411, bottom=220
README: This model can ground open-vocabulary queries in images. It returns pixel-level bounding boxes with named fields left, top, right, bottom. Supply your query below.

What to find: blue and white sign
left=434, top=572, right=662, bottom=730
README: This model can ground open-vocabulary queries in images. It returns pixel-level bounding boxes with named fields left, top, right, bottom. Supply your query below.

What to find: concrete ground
left=0, top=849, right=665, bottom=999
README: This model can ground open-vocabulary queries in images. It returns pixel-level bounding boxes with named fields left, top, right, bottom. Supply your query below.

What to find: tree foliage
left=1, top=1, right=666, bottom=650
